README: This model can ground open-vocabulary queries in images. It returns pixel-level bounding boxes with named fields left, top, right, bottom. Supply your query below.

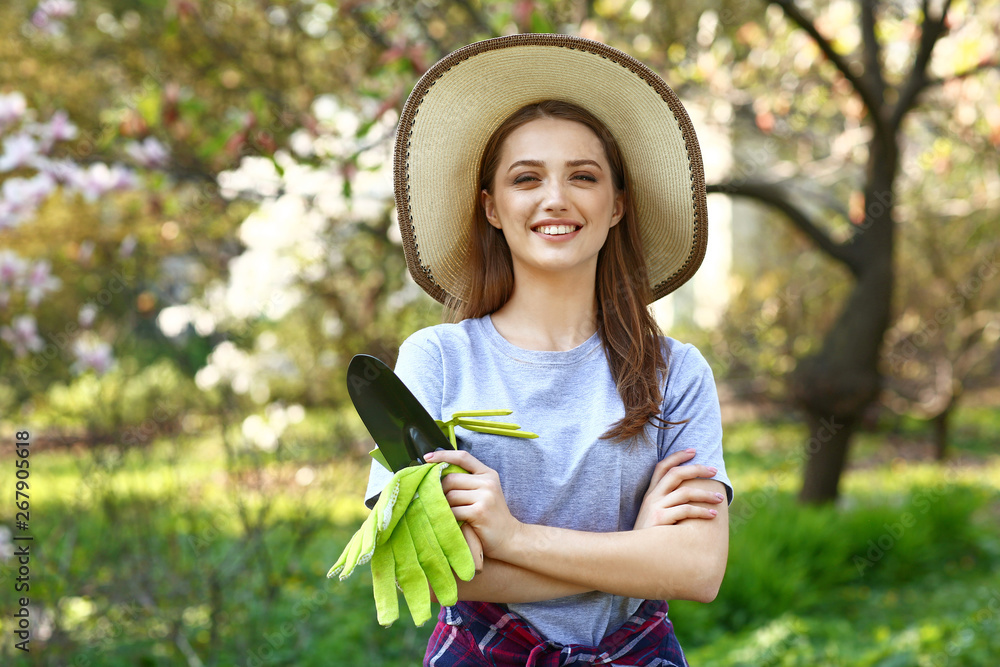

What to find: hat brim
left=394, top=34, right=707, bottom=306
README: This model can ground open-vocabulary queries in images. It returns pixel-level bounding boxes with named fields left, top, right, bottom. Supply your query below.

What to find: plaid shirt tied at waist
left=424, top=599, right=690, bottom=666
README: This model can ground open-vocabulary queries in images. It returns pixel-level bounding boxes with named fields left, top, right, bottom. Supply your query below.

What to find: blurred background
left=0, top=0, right=998, bottom=665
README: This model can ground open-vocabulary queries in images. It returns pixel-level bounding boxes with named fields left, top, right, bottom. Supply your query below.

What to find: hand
left=424, top=449, right=523, bottom=561
left=634, top=448, right=725, bottom=530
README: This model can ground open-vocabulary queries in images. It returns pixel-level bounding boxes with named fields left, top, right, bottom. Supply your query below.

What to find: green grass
left=0, top=407, right=997, bottom=665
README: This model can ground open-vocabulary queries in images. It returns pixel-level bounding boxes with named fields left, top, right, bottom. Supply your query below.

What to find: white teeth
left=536, top=225, right=578, bottom=235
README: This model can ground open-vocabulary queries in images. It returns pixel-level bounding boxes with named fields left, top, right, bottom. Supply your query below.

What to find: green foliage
left=673, top=484, right=996, bottom=640
left=31, top=357, right=201, bottom=439
left=1, top=412, right=996, bottom=664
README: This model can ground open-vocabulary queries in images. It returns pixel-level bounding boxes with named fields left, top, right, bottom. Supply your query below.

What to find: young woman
left=365, top=35, right=733, bottom=666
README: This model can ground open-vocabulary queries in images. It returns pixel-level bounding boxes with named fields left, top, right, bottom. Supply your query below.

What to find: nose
left=541, top=179, right=569, bottom=212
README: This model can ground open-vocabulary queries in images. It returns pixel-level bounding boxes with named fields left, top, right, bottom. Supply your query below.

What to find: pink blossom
left=0, top=92, right=27, bottom=132
left=0, top=199, right=21, bottom=231
left=0, top=251, right=26, bottom=305
left=77, top=240, right=95, bottom=265
left=0, top=173, right=56, bottom=229
left=0, top=250, right=27, bottom=288
left=0, top=134, right=39, bottom=172
left=78, top=302, right=97, bottom=328
left=72, top=336, right=113, bottom=375
left=71, top=163, right=138, bottom=202
left=125, top=137, right=169, bottom=168
left=31, top=110, right=77, bottom=151
left=0, top=314, right=44, bottom=357
left=34, top=156, right=80, bottom=185
left=118, top=234, right=137, bottom=258
left=31, top=0, right=75, bottom=34
left=38, top=0, right=76, bottom=20
left=25, top=259, right=61, bottom=307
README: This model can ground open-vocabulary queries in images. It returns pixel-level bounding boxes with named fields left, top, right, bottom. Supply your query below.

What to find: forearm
left=429, top=449, right=729, bottom=603
left=453, top=557, right=592, bottom=603
left=499, top=517, right=728, bottom=602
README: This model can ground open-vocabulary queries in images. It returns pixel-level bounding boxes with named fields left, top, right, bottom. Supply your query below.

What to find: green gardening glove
left=365, top=462, right=475, bottom=626
left=414, top=462, right=476, bottom=586
left=328, top=463, right=439, bottom=580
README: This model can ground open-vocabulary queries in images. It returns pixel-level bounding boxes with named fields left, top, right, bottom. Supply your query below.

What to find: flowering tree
left=0, top=91, right=141, bottom=384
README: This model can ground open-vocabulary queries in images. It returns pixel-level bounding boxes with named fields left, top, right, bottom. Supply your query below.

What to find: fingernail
left=708, top=467, right=717, bottom=474
left=685, top=448, right=696, bottom=453
left=709, top=509, right=718, bottom=516
left=425, top=452, right=435, bottom=460
left=714, top=493, right=724, bottom=500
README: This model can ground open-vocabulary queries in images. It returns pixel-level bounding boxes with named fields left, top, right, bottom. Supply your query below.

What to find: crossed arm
left=424, top=448, right=729, bottom=604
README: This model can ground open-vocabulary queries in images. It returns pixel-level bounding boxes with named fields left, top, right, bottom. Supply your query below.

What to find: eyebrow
left=506, top=159, right=604, bottom=172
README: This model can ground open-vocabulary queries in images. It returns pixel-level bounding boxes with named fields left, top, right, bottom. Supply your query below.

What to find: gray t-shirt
left=364, top=315, right=732, bottom=646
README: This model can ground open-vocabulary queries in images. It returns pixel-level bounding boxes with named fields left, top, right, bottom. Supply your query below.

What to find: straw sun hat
left=394, top=33, right=707, bottom=306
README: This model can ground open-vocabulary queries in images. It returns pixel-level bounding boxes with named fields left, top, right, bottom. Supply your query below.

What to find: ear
left=481, top=189, right=502, bottom=229
left=610, top=190, right=625, bottom=227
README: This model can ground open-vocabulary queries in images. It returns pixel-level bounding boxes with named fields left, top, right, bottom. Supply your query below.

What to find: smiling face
left=480, top=117, right=625, bottom=283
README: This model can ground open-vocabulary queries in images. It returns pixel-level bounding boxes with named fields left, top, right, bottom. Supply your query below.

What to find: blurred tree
left=882, top=121, right=999, bottom=459
left=4, top=0, right=997, bottom=487
left=695, top=0, right=1000, bottom=502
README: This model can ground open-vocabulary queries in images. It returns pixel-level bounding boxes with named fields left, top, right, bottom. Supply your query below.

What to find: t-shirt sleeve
left=362, top=334, right=444, bottom=508
left=657, top=343, right=734, bottom=504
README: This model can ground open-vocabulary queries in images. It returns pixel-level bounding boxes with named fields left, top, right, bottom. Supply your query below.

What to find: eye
left=513, top=173, right=539, bottom=184
left=572, top=173, right=598, bottom=182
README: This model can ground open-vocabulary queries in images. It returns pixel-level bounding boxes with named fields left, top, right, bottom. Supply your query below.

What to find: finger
left=441, top=472, right=490, bottom=494
left=656, top=487, right=726, bottom=508
left=371, top=542, right=399, bottom=627
left=379, top=464, right=439, bottom=541
left=424, top=449, right=490, bottom=474
left=331, top=519, right=368, bottom=579
left=649, top=448, right=697, bottom=488
left=405, top=501, right=459, bottom=607
left=462, top=522, right=484, bottom=574
left=443, top=488, right=485, bottom=509
left=649, top=505, right=719, bottom=527
left=419, top=467, right=476, bottom=581
left=650, top=464, right=718, bottom=499
left=343, top=512, right=383, bottom=578
left=390, top=519, right=432, bottom=626
left=328, top=530, right=359, bottom=579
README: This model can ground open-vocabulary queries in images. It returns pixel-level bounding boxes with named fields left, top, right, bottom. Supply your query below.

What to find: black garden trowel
left=346, top=354, right=453, bottom=473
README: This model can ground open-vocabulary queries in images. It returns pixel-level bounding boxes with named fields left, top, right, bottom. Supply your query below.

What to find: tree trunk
left=799, top=412, right=858, bottom=503
left=932, top=406, right=951, bottom=461
left=790, top=245, right=894, bottom=504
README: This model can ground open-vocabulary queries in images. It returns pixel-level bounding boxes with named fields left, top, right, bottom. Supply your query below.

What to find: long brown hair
left=448, top=100, right=673, bottom=442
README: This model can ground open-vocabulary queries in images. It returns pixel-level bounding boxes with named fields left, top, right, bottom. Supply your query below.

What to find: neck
left=489, top=262, right=599, bottom=351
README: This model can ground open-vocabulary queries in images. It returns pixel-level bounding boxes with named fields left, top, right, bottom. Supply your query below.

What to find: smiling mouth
left=534, top=224, right=580, bottom=235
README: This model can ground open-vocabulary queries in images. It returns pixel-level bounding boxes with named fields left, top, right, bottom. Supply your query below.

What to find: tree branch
left=925, top=59, right=1000, bottom=87
left=860, top=0, right=886, bottom=105
left=453, top=0, right=494, bottom=36
left=707, top=181, right=863, bottom=276
left=890, top=0, right=953, bottom=129
left=769, top=0, right=887, bottom=137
